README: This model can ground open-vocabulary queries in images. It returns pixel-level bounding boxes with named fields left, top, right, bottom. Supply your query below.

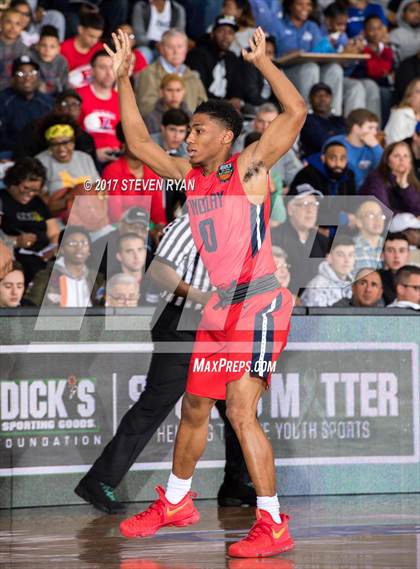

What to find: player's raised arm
left=104, top=31, right=191, bottom=180
left=237, top=28, right=307, bottom=184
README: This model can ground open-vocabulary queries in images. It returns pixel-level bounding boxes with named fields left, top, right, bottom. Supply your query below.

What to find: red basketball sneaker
left=119, top=486, right=200, bottom=538
left=228, top=510, right=294, bottom=558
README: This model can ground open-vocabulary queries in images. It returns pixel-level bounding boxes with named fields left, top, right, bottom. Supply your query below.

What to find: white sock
left=257, top=495, right=281, bottom=523
left=165, top=472, right=192, bottom=504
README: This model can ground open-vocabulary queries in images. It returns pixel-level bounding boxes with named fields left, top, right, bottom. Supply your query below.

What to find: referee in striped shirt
left=75, top=213, right=256, bottom=513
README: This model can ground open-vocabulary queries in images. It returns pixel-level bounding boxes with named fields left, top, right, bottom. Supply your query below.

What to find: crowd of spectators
left=0, top=0, right=418, bottom=311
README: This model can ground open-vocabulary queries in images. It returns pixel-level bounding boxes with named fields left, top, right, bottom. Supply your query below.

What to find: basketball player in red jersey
left=104, top=28, right=306, bottom=558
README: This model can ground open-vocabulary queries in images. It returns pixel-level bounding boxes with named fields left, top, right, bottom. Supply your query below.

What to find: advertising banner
left=1, top=342, right=418, bottom=475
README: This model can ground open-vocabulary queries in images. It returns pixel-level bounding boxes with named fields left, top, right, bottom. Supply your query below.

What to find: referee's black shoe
left=217, top=476, right=257, bottom=507
left=74, top=476, right=126, bottom=514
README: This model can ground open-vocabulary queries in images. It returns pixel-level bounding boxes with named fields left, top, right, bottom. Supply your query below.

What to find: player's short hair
left=346, top=109, right=379, bottom=133
left=394, top=265, right=420, bottom=286
left=162, top=108, right=190, bottom=127
left=79, top=12, right=104, bottom=30
left=194, top=99, right=243, bottom=142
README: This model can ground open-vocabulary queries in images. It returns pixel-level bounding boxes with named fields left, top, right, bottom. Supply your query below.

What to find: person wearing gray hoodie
left=390, top=0, right=420, bottom=64
left=301, top=235, right=356, bottom=307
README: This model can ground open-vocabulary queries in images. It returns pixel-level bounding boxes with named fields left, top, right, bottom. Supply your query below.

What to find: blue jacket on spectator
left=0, top=87, right=53, bottom=153
left=270, top=16, right=324, bottom=56
left=326, top=133, right=383, bottom=188
left=347, top=3, right=387, bottom=38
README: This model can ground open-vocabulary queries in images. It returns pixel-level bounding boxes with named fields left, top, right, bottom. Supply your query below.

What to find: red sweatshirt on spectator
left=102, top=156, right=167, bottom=225
left=61, top=38, right=102, bottom=87
left=77, top=84, right=120, bottom=150
left=364, top=43, right=393, bottom=80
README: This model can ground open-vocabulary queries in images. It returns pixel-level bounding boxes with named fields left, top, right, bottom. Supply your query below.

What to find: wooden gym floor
left=1, top=493, right=419, bottom=568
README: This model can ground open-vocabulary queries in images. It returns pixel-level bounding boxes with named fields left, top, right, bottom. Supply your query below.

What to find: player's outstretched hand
left=103, top=29, right=132, bottom=79
left=242, top=27, right=266, bottom=65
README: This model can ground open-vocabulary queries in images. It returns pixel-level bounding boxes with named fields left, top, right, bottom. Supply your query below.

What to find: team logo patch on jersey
left=217, top=162, right=234, bottom=182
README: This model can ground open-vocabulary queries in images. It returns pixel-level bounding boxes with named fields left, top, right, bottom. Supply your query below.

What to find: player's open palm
left=103, top=30, right=132, bottom=79
left=242, top=27, right=266, bottom=65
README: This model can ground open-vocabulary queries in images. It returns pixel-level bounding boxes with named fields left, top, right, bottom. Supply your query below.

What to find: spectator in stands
left=234, top=103, right=304, bottom=189
left=30, top=25, right=68, bottom=94
left=0, top=8, right=28, bottom=91
left=132, top=0, right=186, bottom=62
left=54, top=89, right=96, bottom=160
left=405, top=121, right=420, bottom=179
left=389, top=0, right=420, bottom=64
left=314, top=3, right=378, bottom=118
left=301, top=235, right=355, bottom=306
left=1, top=157, right=60, bottom=283
left=384, top=78, right=420, bottom=144
left=186, top=15, right=243, bottom=110
left=272, top=246, right=291, bottom=289
left=360, top=141, right=420, bottom=216
left=115, top=23, right=147, bottom=78
left=102, top=123, right=166, bottom=225
left=387, top=264, right=420, bottom=308
left=11, top=0, right=38, bottom=46
left=333, top=267, right=384, bottom=306
left=271, top=186, right=329, bottom=295
left=379, top=232, right=410, bottom=303
left=0, top=55, right=53, bottom=154
left=243, top=34, right=279, bottom=107
left=35, top=115, right=99, bottom=220
left=327, top=109, right=382, bottom=188
left=90, top=206, right=152, bottom=278
left=0, top=261, right=25, bottom=308
left=223, top=0, right=257, bottom=57
left=67, top=192, right=114, bottom=244
left=266, top=0, right=349, bottom=113
left=77, top=49, right=121, bottom=165
left=115, top=233, right=147, bottom=290
left=11, top=0, right=65, bottom=45
left=144, top=74, right=190, bottom=134
left=353, top=198, right=386, bottom=272
left=299, top=83, right=346, bottom=158
left=346, top=0, right=388, bottom=38
left=290, top=141, right=356, bottom=227
left=388, top=213, right=420, bottom=263
left=136, top=29, right=207, bottom=116
left=24, top=225, right=105, bottom=307
left=394, top=50, right=420, bottom=102
left=60, top=12, right=104, bottom=89
left=105, top=273, right=140, bottom=307
left=151, top=108, right=189, bottom=157
left=351, top=15, right=393, bottom=124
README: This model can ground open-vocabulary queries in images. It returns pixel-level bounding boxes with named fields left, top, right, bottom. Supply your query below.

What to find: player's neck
left=200, top=152, right=231, bottom=176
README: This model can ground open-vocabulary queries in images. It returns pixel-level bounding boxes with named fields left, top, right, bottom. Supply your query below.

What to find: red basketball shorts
left=186, top=287, right=294, bottom=400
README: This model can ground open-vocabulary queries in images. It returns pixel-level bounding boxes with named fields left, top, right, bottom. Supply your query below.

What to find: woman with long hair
left=360, top=141, right=420, bottom=216
left=384, top=78, right=420, bottom=144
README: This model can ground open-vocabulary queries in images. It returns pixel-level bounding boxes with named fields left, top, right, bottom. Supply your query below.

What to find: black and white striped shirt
left=155, top=213, right=212, bottom=310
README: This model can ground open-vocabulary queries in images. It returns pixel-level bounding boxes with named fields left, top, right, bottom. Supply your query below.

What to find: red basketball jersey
left=186, top=154, right=276, bottom=289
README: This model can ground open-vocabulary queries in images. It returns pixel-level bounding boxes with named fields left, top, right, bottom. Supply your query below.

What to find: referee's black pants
left=87, top=303, right=249, bottom=488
